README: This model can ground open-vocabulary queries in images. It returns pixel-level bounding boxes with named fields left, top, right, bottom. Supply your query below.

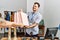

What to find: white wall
left=0, top=0, right=27, bottom=14
left=44, top=0, right=60, bottom=39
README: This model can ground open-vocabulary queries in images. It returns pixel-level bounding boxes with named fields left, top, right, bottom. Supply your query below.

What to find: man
left=25, top=2, right=42, bottom=37
left=12, top=2, right=42, bottom=37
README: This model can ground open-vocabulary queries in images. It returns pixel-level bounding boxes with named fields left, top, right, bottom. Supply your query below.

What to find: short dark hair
left=34, top=2, right=40, bottom=8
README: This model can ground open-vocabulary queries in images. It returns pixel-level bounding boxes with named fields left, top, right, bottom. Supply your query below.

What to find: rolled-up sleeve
left=34, top=14, right=42, bottom=24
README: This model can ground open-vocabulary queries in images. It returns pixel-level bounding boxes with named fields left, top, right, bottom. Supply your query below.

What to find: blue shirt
left=26, top=12, right=42, bottom=35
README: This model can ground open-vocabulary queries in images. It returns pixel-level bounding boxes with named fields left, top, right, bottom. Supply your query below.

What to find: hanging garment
left=14, top=11, right=29, bottom=26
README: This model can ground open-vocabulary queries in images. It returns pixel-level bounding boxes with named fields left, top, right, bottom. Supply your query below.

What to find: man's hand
left=25, top=23, right=38, bottom=28
left=24, top=25, right=35, bottom=28
left=24, top=25, right=30, bottom=28
left=20, top=24, right=25, bottom=28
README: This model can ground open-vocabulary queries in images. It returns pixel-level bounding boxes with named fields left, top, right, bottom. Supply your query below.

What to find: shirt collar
left=32, top=11, right=39, bottom=14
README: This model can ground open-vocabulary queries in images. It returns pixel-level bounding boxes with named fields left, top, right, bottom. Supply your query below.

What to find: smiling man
left=25, top=2, right=42, bottom=37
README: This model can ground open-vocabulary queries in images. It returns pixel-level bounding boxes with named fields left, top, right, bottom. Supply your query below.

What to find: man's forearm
left=29, top=23, right=38, bottom=28
left=26, top=23, right=38, bottom=28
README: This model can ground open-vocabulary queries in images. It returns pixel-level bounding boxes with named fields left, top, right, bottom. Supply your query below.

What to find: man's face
left=32, top=4, right=39, bottom=12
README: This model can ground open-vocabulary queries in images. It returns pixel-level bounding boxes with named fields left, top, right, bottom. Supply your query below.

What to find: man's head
left=32, top=2, right=40, bottom=12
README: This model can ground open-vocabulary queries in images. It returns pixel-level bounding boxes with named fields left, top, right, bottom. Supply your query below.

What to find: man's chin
left=33, top=9, right=36, bottom=11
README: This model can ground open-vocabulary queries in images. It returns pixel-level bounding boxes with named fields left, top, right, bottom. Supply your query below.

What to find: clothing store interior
left=0, top=0, right=60, bottom=40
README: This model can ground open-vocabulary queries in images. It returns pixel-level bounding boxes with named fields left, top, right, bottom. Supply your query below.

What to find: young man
left=25, top=2, right=42, bottom=37
left=12, top=2, right=42, bottom=37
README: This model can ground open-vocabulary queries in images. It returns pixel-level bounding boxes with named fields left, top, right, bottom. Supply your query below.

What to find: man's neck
left=33, top=10, right=38, bottom=13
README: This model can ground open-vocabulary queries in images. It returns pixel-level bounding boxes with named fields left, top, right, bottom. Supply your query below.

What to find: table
left=0, top=21, right=17, bottom=40
left=1, top=37, right=38, bottom=40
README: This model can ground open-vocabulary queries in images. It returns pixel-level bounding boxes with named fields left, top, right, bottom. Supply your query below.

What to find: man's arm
left=25, top=22, right=38, bottom=28
left=25, top=13, right=42, bottom=28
